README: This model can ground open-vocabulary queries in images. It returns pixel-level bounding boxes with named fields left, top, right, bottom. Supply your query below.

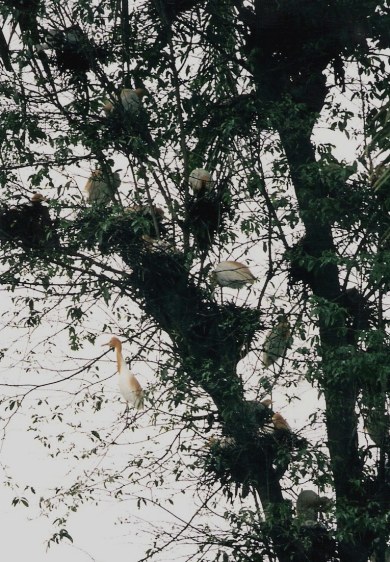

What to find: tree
left=0, top=1, right=389, bottom=561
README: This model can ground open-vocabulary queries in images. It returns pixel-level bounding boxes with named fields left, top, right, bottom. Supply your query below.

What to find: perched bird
left=272, top=412, right=291, bottom=431
left=189, top=168, right=213, bottom=194
left=296, top=490, right=330, bottom=523
left=103, top=337, right=144, bottom=410
left=263, top=315, right=292, bottom=368
left=27, top=192, right=57, bottom=245
left=84, top=170, right=121, bottom=205
left=126, top=204, right=165, bottom=220
left=212, top=261, right=256, bottom=289
left=121, top=88, right=146, bottom=113
left=103, top=88, right=146, bottom=116
left=103, top=88, right=159, bottom=159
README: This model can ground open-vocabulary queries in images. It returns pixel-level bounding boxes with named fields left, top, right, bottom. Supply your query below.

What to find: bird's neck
left=114, top=343, right=123, bottom=373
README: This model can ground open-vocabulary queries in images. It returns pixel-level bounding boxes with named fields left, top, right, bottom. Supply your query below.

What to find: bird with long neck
left=103, top=337, right=144, bottom=410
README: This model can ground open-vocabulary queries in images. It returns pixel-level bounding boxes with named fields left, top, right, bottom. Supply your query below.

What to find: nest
left=0, top=203, right=59, bottom=249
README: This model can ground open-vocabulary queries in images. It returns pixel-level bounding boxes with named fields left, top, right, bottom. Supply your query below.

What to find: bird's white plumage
left=120, top=88, right=141, bottom=114
left=84, top=170, right=121, bottom=204
left=117, top=354, right=144, bottom=410
left=212, top=261, right=256, bottom=288
left=104, top=337, right=144, bottom=410
left=102, top=88, right=144, bottom=117
left=189, top=168, right=212, bottom=193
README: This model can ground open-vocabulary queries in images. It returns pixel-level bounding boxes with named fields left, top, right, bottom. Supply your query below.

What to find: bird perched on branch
left=28, top=193, right=59, bottom=246
left=296, top=490, right=331, bottom=523
left=206, top=435, right=236, bottom=449
left=189, top=168, right=213, bottom=194
left=272, top=412, right=291, bottom=431
left=121, top=88, right=146, bottom=113
left=103, top=87, right=159, bottom=159
left=84, top=169, right=121, bottom=205
left=212, top=261, right=256, bottom=289
left=103, top=88, right=146, bottom=117
left=263, top=314, right=292, bottom=367
left=142, top=235, right=173, bottom=252
left=102, top=337, right=144, bottom=410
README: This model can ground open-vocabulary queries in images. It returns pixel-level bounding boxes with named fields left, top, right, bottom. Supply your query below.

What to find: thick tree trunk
left=278, top=115, right=371, bottom=562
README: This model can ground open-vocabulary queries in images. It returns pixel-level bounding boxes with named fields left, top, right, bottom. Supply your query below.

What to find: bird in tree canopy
left=125, top=205, right=167, bottom=240
left=102, top=337, right=144, bottom=410
left=103, top=88, right=146, bottom=116
left=211, top=261, right=256, bottom=289
left=103, top=87, right=159, bottom=159
left=206, top=435, right=236, bottom=449
left=121, top=88, right=146, bottom=113
left=263, top=314, right=292, bottom=368
left=272, top=412, right=291, bottom=431
left=296, top=489, right=331, bottom=522
left=30, top=192, right=46, bottom=203
left=189, top=168, right=213, bottom=194
left=84, top=170, right=121, bottom=205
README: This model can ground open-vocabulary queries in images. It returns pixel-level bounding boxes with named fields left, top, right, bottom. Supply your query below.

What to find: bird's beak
left=101, top=342, right=110, bottom=347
